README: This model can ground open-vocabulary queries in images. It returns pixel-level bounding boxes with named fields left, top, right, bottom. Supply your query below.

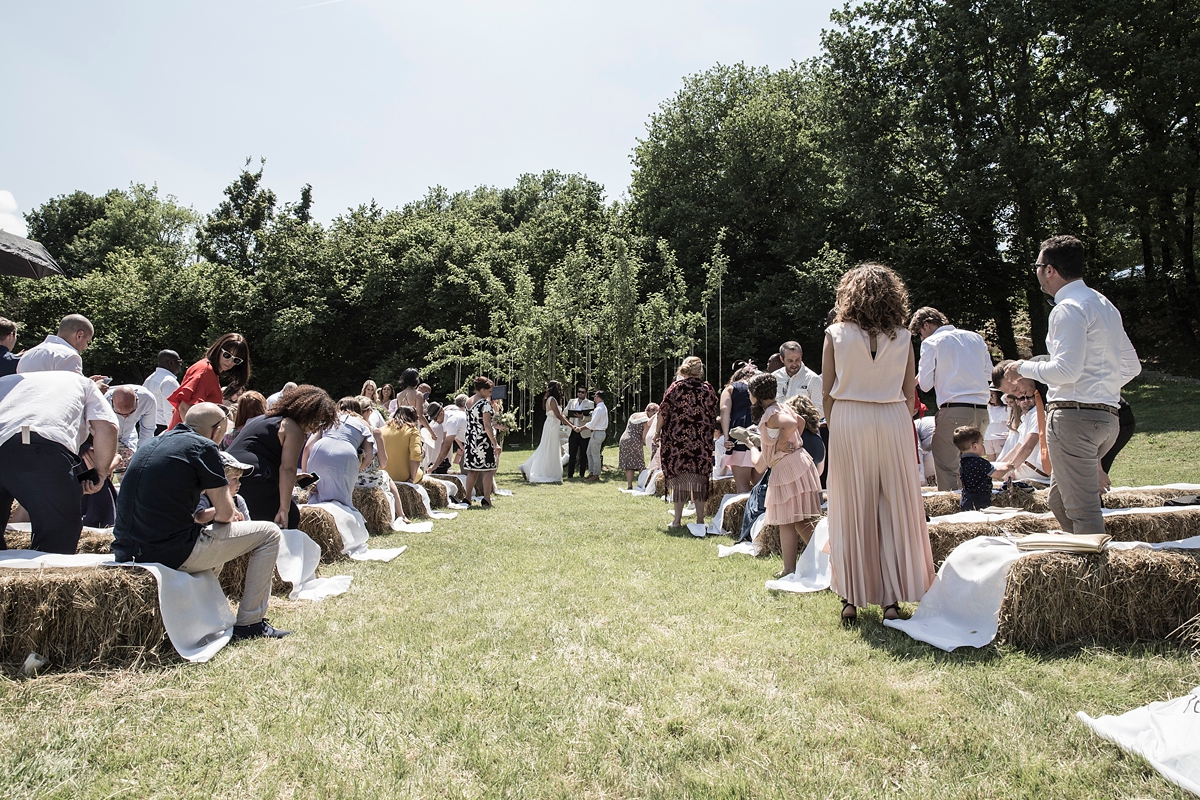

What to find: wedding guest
left=462, top=377, right=500, bottom=507
left=910, top=307, right=993, bottom=491
left=396, top=368, right=432, bottom=436
left=113, top=402, right=288, bottom=640
left=382, top=405, right=425, bottom=485
left=228, top=384, right=337, bottom=529
left=143, top=349, right=181, bottom=434
left=656, top=356, right=720, bottom=531
left=361, top=380, right=378, bottom=404
left=378, top=383, right=396, bottom=416
left=984, top=388, right=1009, bottom=459
left=785, top=393, right=826, bottom=474
left=434, top=394, right=469, bottom=472
left=618, top=403, right=656, bottom=489
left=0, top=317, right=21, bottom=377
left=266, top=382, right=297, bottom=410
left=16, top=314, right=92, bottom=375
left=223, top=391, right=267, bottom=449
left=168, top=333, right=250, bottom=430
left=303, top=396, right=375, bottom=507
left=773, top=341, right=822, bottom=413
left=954, top=427, right=994, bottom=511
left=422, top=402, right=448, bottom=474
left=719, top=361, right=760, bottom=493
left=0, top=371, right=119, bottom=553
left=746, top=372, right=822, bottom=579
left=824, top=263, right=934, bottom=623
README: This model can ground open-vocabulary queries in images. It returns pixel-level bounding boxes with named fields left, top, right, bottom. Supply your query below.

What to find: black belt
left=940, top=403, right=988, bottom=409
left=1046, top=401, right=1119, bottom=415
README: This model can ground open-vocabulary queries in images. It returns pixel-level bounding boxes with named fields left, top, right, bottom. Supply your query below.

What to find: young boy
left=953, top=426, right=994, bottom=511
left=194, top=451, right=253, bottom=525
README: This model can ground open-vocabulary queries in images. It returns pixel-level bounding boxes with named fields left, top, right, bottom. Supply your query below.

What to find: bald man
left=16, top=314, right=94, bottom=375
left=143, top=349, right=182, bottom=435
left=107, top=384, right=159, bottom=451
left=114, top=402, right=289, bottom=640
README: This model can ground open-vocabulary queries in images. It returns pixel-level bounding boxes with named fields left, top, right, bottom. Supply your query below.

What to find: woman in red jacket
left=168, top=333, right=251, bottom=429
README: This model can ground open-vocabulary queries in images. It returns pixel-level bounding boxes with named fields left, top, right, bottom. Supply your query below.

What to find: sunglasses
left=221, top=349, right=244, bottom=365
left=1014, top=394, right=1036, bottom=402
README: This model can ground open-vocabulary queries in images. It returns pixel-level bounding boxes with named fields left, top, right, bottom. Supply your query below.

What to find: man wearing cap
left=1003, top=235, right=1140, bottom=535
left=113, top=402, right=289, bottom=640
left=910, top=307, right=994, bottom=491
left=143, top=350, right=182, bottom=435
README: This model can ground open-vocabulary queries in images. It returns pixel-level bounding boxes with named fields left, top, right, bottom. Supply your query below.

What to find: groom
left=583, top=390, right=608, bottom=482
left=565, top=386, right=593, bottom=479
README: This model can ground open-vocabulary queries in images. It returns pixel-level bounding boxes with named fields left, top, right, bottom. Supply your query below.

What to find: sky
left=0, top=0, right=841, bottom=234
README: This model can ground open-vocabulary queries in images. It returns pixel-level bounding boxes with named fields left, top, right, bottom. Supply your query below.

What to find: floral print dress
left=463, top=397, right=498, bottom=472
left=656, top=377, right=720, bottom=494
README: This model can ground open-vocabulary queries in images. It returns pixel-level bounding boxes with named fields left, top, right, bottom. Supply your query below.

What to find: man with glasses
left=565, top=386, right=594, bottom=480
left=909, top=307, right=994, bottom=491
left=1002, top=235, right=1140, bottom=535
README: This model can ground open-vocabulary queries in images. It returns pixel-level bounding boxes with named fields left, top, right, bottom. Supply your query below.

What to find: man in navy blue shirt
left=0, top=318, right=19, bottom=377
left=113, top=402, right=290, bottom=640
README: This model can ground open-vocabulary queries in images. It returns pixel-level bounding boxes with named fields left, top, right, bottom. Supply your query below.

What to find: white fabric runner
left=717, top=541, right=761, bottom=558
left=390, top=519, right=434, bottom=533
left=309, top=501, right=406, bottom=562
left=712, top=492, right=749, bottom=534
left=885, top=534, right=1200, bottom=651
left=765, top=518, right=832, bottom=593
left=1078, top=686, right=1200, bottom=797
left=400, top=481, right=458, bottom=519
left=0, top=549, right=234, bottom=663
left=276, top=528, right=353, bottom=601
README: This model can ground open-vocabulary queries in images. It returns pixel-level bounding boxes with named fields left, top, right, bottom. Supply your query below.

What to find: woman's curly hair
left=747, top=372, right=777, bottom=424
left=833, top=262, right=911, bottom=339
left=785, top=394, right=821, bottom=434
left=268, top=385, right=338, bottom=432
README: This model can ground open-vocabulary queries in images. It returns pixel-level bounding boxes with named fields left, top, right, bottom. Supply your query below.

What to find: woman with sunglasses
left=167, top=333, right=251, bottom=430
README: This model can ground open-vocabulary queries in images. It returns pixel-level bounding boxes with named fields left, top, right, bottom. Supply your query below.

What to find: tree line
left=3, top=0, right=1196, bottom=432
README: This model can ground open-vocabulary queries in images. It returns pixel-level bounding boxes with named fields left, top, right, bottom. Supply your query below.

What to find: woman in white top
left=822, top=263, right=935, bottom=624
left=520, top=381, right=572, bottom=483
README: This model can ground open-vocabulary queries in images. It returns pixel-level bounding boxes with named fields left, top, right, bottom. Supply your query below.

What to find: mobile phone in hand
left=296, top=473, right=320, bottom=489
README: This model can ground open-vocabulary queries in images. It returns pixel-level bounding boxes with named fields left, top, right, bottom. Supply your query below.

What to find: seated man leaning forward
left=113, top=402, right=290, bottom=641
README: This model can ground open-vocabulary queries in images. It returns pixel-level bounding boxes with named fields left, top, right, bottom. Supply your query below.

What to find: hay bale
left=420, top=477, right=450, bottom=509
left=753, top=522, right=782, bottom=557
left=394, top=483, right=428, bottom=520
left=654, top=474, right=667, bottom=498
left=721, top=497, right=747, bottom=537
left=294, top=486, right=311, bottom=505
left=704, top=478, right=738, bottom=519
left=0, top=566, right=176, bottom=670
left=1103, top=488, right=1197, bottom=509
left=297, top=505, right=344, bottom=564
left=217, top=554, right=293, bottom=600
left=4, top=528, right=115, bottom=554
left=352, top=486, right=393, bottom=536
left=1173, top=613, right=1200, bottom=652
left=923, top=492, right=964, bottom=518
left=997, top=548, right=1200, bottom=649
left=929, top=508, right=1200, bottom=567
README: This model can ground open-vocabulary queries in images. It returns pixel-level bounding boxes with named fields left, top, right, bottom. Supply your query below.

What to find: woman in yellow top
left=382, top=405, right=425, bottom=484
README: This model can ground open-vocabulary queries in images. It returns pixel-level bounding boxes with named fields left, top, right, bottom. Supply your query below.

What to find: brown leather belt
left=1046, top=401, right=1119, bottom=415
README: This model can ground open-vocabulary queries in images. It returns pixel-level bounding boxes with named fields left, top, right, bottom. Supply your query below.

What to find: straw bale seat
left=352, top=486, right=393, bottom=536
left=297, top=505, right=344, bottom=564
left=721, top=497, right=747, bottom=537
left=703, top=478, right=738, bottom=518
left=420, top=477, right=450, bottom=508
left=753, top=522, right=782, bottom=556
left=996, top=547, right=1200, bottom=649
left=394, top=483, right=428, bottom=520
left=0, top=566, right=175, bottom=670
left=926, top=486, right=1197, bottom=518
left=217, top=555, right=294, bottom=600
left=928, top=507, right=1200, bottom=567
left=5, top=527, right=115, bottom=554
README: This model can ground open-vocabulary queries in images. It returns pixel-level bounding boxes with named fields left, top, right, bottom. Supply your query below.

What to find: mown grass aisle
left=2, top=432, right=1199, bottom=798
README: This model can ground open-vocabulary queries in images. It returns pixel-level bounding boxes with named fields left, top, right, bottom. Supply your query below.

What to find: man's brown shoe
left=584, top=475, right=600, bottom=482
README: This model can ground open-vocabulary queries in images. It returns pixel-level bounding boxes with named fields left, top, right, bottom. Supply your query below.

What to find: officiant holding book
left=565, top=386, right=593, bottom=479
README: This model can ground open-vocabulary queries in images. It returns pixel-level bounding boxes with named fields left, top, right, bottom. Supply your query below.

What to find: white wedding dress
left=519, top=400, right=565, bottom=483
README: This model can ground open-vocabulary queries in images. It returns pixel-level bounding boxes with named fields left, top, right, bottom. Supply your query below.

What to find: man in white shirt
left=565, top=386, right=594, bottom=479
left=435, top=395, right=469, bottom=472
left=773, top=341, right=823, bottom=415
left=583, top=390, right=609, bottom=481
left=993, top=393, right=1049, bottom=485
left=107, top=384, right=159, bottom=452
left=15, top=314, right=93, bottom=375
left=0, top=371, right=119, bottom=553
left=266, top=382, right=298, bottom=410
left=1004, top=235, right=1140, bottom=534
left=142, top=349, right=181, bottom=434
left=910, top=307, right=994, bottom=490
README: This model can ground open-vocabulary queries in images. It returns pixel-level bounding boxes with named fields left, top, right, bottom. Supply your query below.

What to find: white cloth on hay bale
left=712, top=492, right=749, bottom=534
left=885, top=530, right=1200, bottom=652
left=1078, top=686, right=1200, bottom=797
left=399, top=482, right=458, bottom=519
left=277, top=528, right=353, bottom=600
left=764, top=517, right=832, bottom=593
left=717, top=515, right=769, bottom=558
left=308, top=501, right=407, bottom=562
left=0, top=550, right=233, bottom=663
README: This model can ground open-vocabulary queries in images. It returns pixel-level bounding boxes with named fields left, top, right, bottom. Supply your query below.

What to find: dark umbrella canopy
left=0, top=230, right=65, bottom=279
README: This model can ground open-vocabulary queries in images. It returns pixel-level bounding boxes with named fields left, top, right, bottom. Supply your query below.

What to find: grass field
left=1, top=376, right=1198, bottom=799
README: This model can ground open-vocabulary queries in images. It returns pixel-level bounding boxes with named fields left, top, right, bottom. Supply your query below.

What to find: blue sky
left=1, top=0, right=840, bottom=232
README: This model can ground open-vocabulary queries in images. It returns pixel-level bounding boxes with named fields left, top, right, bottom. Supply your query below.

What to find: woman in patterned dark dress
left=655, top=356, right=720, bottom=530
left=462, top=376, right=500, bottom=508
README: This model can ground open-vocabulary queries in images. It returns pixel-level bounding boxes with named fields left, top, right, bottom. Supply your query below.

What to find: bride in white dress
left=519, top=381, right=572, bottom=484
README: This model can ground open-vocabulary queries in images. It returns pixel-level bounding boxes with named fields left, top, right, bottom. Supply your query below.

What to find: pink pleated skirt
left=827, top=399, right=935, bottom=607
left=763, top=447, right=822, bottom=525
left=722, top=448, right=756, bottom=470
